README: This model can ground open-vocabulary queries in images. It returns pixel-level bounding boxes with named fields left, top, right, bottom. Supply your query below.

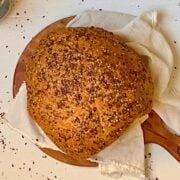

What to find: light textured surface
left=0, top=0, right=180, bottom=180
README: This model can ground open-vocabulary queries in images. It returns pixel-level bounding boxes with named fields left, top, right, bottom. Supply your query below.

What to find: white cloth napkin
left=6, top=10, right=180, bottom=179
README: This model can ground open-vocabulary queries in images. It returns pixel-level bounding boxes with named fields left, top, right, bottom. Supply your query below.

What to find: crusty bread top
left=25, top=27, right=153, bottom=159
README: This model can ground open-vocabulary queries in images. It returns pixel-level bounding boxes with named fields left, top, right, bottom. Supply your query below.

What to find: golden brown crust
left=25, top=27, right=153, bottom=159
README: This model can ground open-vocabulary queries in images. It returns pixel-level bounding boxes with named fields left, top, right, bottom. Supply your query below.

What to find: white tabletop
left=0, top=0, right=180, bottom=180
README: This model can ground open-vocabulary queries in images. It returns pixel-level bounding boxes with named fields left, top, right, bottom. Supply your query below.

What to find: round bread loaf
left=25, top=27, right=153, bottom=159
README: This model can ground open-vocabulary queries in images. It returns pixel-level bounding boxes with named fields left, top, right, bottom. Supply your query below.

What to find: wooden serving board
left=13, top=16, right=180, bottom=166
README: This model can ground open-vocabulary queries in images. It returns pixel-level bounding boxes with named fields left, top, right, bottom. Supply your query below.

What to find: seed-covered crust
left=25, top=27, right=153, bottom=159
